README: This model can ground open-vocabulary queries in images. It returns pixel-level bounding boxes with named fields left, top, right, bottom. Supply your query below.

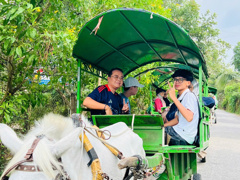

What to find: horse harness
left=79, top=125, right=147, bottom=180
left=1, top=135, right=70, bottom=180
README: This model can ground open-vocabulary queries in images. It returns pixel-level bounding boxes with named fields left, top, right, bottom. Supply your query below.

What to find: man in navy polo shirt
left=83, top=68, right=129, bottom=115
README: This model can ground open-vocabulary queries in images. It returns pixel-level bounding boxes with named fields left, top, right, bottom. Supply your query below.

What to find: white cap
left=124, top=77, right=144, bottom=88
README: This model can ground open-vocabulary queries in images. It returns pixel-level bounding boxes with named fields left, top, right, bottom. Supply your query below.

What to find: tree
left=233, top=42, right=240, bottom=72
left=162, top=0, right=231, bottom=86
left=0, top=0, right=172, bottom=123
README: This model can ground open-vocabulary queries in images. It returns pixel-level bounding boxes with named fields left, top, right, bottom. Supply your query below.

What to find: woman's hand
left=122, top=99, right=129, bottom=113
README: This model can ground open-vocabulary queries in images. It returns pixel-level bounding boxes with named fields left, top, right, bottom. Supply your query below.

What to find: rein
left=1, top=135, right=44, bottom=180
left=1, top=135, right=70, bottom=180
left=84, top=126, right=124, bottom=159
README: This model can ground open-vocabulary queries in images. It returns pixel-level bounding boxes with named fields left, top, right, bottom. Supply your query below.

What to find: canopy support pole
left=120, top=11, right=164, bottom=62
left=165, top=21, right=189, bottom=66
left=77, top=59, right=82, bottom=114
left=198, top=61, right=203, bottom=115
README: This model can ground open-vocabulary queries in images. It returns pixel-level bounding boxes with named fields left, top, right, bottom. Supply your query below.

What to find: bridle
left=1, top=135, right=70, bottom=180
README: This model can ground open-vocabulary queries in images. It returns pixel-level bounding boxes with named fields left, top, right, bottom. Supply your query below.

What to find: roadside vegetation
left=0, top=0, right=239, bottom=174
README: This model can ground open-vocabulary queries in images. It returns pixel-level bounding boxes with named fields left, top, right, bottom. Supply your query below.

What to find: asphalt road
left=197, top=109, right=240, bottom=180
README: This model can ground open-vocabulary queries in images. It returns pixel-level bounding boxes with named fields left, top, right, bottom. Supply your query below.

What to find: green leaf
left=16, top=46, right=22, bottom=57
left=0, top=5, right=10, bottom=17
left=4, top=113, right=10, bottom=123
left=26, top=2, right=34, bottom=9
left=16, top=14, right=24, bottom=25
left=0, top=36, right=4, bottom=41
left=9, top=7, right=25, bottom=21
left=9, top=47, right=16, bottom=56
left=4, top=6, right=18, bottom=25
left=18, top=29, right=27, bottom=40
left=28, top=54, right=35, bottom=63
left=9, top=107, right=18, bottom=114
left=30, top=28, right=37, bottom=38
left=32, top=58, right=36, bottom=66
left=4, top=39, right=10, bottom=50
left=0, top=0, right=7, bottom=4
left=30, top=0, right=36, bottom=7
left=10, top=37, right=16, bottom=43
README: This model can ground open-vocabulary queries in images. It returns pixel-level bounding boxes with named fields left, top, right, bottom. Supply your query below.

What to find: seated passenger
left=164, top=69, right=199, bottom=145
left=119, top=77, right=144, bottom=114
left=202, top=96, right=215, bottom=108
left=83, top=68, right=129, bottom=115
left=212, top=95, right=218, bottom=108
left=163, top=90, right=171, bottom=107
left=154, top=88, right=166, bottom=114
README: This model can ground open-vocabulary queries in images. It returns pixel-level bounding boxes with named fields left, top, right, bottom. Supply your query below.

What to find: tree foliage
left=233, top=42, right=240, bottom=72
left=0, top=0, right=172, bottom=123
left=162, top=0, right=230, bottom=86
left=1, top=0, right=239, bottom=174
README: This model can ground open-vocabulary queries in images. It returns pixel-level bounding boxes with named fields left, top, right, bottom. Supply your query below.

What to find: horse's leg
left=0, top=123, right=23, bottom=154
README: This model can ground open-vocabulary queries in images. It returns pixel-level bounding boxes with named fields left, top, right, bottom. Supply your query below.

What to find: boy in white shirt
left=164, top=69, right=199, bottom=145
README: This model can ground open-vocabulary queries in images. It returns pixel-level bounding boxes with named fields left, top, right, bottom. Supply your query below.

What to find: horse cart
left=72, top=8, right=211, bottom=180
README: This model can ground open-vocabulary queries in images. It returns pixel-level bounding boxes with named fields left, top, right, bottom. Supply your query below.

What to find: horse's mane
left=24, top=113, right=76, bottom=141
left=1, top=113, right=84, bottom=179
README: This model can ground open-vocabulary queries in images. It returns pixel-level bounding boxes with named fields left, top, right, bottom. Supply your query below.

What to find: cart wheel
left=201, top=157, right=206, bottom=163
left=193, top=173, right=202, bottom=180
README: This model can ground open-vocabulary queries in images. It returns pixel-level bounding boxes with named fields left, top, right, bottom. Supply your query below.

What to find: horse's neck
left=51, top=127, right=82, bottom=157
left=102, top=122, right=145, bottom=158
left=59, top=126, right=122, bottom=179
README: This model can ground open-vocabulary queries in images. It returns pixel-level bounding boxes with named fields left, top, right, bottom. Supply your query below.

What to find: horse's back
left=102, top=122, right=145, bottom=158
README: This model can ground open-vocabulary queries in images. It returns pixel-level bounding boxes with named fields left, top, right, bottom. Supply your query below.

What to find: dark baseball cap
left=156, top=88, right=166, bottom=95
left=172, top=69, right=193, bottom=82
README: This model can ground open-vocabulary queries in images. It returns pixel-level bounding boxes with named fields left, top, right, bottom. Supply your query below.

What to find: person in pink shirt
left=154, top=88, right=166, bottom=114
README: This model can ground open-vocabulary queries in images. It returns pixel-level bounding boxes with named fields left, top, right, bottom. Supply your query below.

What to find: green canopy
left=73, top=8, right=208, bottom=78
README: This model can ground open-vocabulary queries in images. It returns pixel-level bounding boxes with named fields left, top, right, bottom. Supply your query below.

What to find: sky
left=195, top=0, right=240, bottom=64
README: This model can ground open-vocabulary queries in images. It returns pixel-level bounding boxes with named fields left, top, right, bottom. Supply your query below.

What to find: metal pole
left=198, top=61, right=203, bottom=116
left=77, top=59, right=82, bottom=113
left=150, top=85, right=153, bottom=114
left=204, top=80, right=208, bottom=97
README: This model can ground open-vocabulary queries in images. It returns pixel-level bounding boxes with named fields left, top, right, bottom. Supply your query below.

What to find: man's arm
left=173, top=99, right=193, bottom=122
left=164, top=115, right=179, bottom=127
left=168, top=82, right=193, bottom=122
left=83, top=97, right=112, bottom=115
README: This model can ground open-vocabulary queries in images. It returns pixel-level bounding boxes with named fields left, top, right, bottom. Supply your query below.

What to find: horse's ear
left=0, top=123, right=23, bottom=154
left=51, top=127, right=81, bottom=157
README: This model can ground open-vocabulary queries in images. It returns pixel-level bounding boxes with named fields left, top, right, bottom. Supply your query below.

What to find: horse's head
left=0, top=113, right=84, bottom=180
left=1, top=113, right=147, bottom=180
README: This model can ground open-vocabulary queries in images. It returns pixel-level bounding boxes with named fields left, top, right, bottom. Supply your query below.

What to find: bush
left=0, top=143, right=11, bottom=175
left=219, top=83, right=240, bottom=114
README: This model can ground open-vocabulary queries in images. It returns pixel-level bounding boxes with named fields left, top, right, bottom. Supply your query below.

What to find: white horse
left=0, top=113, right=146, bottom=180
